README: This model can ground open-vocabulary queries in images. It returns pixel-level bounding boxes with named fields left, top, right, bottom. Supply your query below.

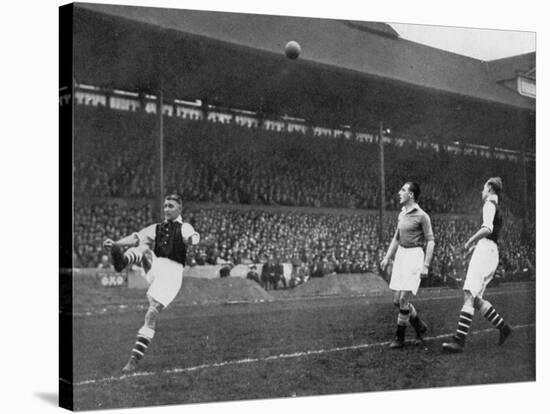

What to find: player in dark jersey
left=442, top=177, right=512, bottom=353
left=380, top=182, right=435, bottom=348
left=103, top=194, right=200, bottom=372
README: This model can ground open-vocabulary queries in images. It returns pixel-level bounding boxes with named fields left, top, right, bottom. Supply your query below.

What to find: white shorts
left=389, top=246, right=424, bottom=295
left=146, top=257, right=184, bottom=307
left=463, top=238, right=499, bottom=298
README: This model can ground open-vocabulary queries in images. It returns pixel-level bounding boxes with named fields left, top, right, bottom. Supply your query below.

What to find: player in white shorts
left=103, top=194, right=200, bottom=372
left=381, top=182, right=435, bottom=349
left=442, top=177, right=512, bottom=353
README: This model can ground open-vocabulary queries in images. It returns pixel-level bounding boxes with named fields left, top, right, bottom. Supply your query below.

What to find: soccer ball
left=285, top=41, right=301, bottom=59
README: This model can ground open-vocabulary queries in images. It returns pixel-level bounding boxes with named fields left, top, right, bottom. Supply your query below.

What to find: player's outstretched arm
left=181, top=222, right=200, bottom=245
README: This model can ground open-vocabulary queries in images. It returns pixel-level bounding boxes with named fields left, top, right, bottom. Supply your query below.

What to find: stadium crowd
left=73, top=105, right=535, bottom=286
left=75, top=203, right=536, bottom=286
left=74, top=106, right=535, bottom=216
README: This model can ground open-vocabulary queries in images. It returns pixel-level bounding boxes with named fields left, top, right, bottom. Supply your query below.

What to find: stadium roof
left=487, top=52, right=536, bottom=82
left=65, top=3, right=535, bottom=150
left=76, top=3, right=534, bottom=111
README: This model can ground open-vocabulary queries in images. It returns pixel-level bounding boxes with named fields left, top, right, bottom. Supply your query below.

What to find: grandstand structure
left=61, top=4, right=535, bottom=281
left=66, top=3, right=535, bottom=149
left=71, top=83, right=533, bottom=162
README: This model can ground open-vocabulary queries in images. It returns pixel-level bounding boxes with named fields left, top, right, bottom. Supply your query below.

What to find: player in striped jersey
left=442, top=177, right=512, bottom=353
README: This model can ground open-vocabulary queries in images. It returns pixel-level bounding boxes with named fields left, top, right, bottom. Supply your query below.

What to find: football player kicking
left=103, top=194, right=200, bottom=372
left=442, top=177, right=512, bottom=353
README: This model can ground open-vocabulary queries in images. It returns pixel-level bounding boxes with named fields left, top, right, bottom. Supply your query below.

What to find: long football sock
left=409, top=303, right=420, bottom=325
left=124, top=249, right=142, bottom=267
left=453, top=305, right=474, bottom=345
left=408, top=303, right=425, bottom=336
left=130, top=326, right=155, bottom=361
left=478, top=299, right=506, bottom=329
left=396, top=308, right=410, bottom=341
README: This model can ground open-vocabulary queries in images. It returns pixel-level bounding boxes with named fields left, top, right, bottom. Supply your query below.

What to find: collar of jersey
left=164, top=215, right=183, bottom=224
left=485, top=194, right=498, bottom=203
left=402, top=203, right=419, bottom=214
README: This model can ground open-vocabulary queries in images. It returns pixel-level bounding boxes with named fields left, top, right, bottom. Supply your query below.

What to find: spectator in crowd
left=219, top=264, right=232, bottom=278
left=97, top=254, right=114, bottom=270
left=260, top=255, right=277, bottom=290
left=246, top=264, right=261, bottom=285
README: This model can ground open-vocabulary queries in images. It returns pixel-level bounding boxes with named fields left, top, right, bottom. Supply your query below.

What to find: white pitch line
left=66, top=323, right=535, bottom=387
left=414, top=288, right=534, bottom=303
left=70, top=287, right=534, bottom=317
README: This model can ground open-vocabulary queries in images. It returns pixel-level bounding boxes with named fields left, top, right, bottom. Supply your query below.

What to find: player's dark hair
left=405, top=181, right=420, bottom=201
left=165, top=194, right=183, bottom=206
left=486, top=177, right=503, bottom=196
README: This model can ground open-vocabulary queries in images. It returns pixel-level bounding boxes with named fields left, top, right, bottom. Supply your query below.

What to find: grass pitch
left=66, top=280, right=535, bottom=410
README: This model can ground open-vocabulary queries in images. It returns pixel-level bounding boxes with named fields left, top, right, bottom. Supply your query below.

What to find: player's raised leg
left=110, top=244, right=147, bottom=272
left=104, top=235, right=148, bottom=272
